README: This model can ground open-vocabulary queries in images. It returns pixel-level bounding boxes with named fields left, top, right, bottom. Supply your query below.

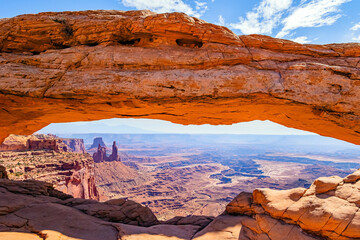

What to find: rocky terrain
left=0, top=10, right=359, bottom=145
left=226, top=169, right=360, bottom=239
left=0, top=134, right=100, bottom=200
left=0, top=164, right=359, bottom=239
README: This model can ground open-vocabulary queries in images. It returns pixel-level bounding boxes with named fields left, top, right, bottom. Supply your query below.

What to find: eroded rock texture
left=0, top=165, right=360, bottom=239
left=0, top=10, right=359, bottom=144
left=0, top=134, right=100, bottom=200
left=226, top=170, right=360, bottom=239
left=0, top=177, right=159, bottom=240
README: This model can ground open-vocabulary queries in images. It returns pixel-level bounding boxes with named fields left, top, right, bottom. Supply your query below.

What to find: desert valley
left=1, top=132, right=359, bottom=222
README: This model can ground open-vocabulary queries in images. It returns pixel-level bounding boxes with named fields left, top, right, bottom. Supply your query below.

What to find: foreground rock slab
left=226, top=169, right=360, bottom=239
left=1, top=167, right=360, bottom=239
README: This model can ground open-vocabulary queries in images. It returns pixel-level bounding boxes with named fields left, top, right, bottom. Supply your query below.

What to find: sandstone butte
left=0, top=9, right=360, bottom=240
left=0, top=10, right=359, bottom=145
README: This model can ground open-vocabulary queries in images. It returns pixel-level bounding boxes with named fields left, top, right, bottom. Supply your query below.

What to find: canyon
left=0, top=134, right=100, bottom=200
left=0, top=9, right=359, bottom=240
left=81, top=134, right=360, bottom=220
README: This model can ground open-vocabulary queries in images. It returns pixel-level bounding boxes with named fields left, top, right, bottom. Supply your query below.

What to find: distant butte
left=0, top=10, right=359, bottom=144
left=93, top=141, right=121, bottom=162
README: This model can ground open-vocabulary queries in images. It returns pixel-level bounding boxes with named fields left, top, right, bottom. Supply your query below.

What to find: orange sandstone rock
left=0, top=10, right=359, bottom=145
left=226, top=169, right=360, bottom=239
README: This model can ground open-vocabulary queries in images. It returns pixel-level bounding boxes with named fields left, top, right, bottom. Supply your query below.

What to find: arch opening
left=1, top=118, right=359, bottom=220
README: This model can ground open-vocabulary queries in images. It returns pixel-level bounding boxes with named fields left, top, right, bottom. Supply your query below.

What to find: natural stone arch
left=0, top=10, right=359, bottom=144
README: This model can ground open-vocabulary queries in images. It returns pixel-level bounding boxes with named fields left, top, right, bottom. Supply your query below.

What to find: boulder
left=225, top=169, right=360, bottom=239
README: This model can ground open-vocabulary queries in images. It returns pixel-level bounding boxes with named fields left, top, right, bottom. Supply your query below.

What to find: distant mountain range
left=55, top=133, right=360, bottom=157
left=37, top=123, right=157, bottom=134
left=36, top=119, right=317, bottom=135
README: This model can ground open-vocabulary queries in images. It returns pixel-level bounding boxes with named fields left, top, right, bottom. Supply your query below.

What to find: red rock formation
left=0, top=134, right=86, bottom=153
left=0, top=11, right=359, bottom=145
left=62, top=138, right=86, bottom=153
left=225, top=169, right=360, bottom=239
left=0, top=177, right=159, bottom=238
left=93, top=144, right=107, bottom=163
left=109, top=141, right=120, bottom=161
left=1, top=149, right=100, bottom=200
left=93, top=141, right=121, bottom=163
left=0, top=134, right=100, bottom=200
left=27, top=139, right=66, bottom=152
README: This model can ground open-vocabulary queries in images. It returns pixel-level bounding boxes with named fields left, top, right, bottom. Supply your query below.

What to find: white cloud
left=195, top=1, right=208, bottom=17
left=352, top=35, right=360, bottom=42
left=290, top=36, right=310, bottom=43
left=351, top=22, right=360, bottom=31
left=276, top=0, right=351, bottom=38
left=120, top=0, right=207, bottom=17
left=217, top=15, right=225, bottom=26
left=229, top=0, right=292, bottom=35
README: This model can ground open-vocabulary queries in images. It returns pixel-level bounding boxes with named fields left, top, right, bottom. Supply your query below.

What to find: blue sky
left=1, top=0, right=360, bottom=43
left=37, top=119, right=317, bottom=135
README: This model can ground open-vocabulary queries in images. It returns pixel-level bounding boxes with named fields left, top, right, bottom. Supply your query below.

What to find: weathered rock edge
left=3, top=165, right=360, bottom=239
left=0, top=10, right=359, bottom=144
left=226, top=169, right=360, bottom=239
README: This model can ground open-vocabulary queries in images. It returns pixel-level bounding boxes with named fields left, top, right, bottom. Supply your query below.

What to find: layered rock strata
left=0, top=11, right=359, bottom=144
left=0, top=135, right=100, bottom=200
left=0, top=177, right=160, bottom=240
left=1, top=150, right=100, bottom=200
left=226, top=169, right=360, bottom=239
left=0, top=134, right=85, bottom=153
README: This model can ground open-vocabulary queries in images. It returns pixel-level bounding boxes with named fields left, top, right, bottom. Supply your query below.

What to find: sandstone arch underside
left=0, top=10, right=359, bottom=144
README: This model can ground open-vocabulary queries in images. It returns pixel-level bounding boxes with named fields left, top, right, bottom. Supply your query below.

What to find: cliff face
left=0, top=134, right=86, bottom=153
left=0, top=134, right=100, bottom=200
left=62, top=138, right=86, bottom=153
left=0, top=10, right=359, bottom=144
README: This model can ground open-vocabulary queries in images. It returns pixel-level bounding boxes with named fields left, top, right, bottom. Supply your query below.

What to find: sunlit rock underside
left=0, top=10, right=359, bottom=144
